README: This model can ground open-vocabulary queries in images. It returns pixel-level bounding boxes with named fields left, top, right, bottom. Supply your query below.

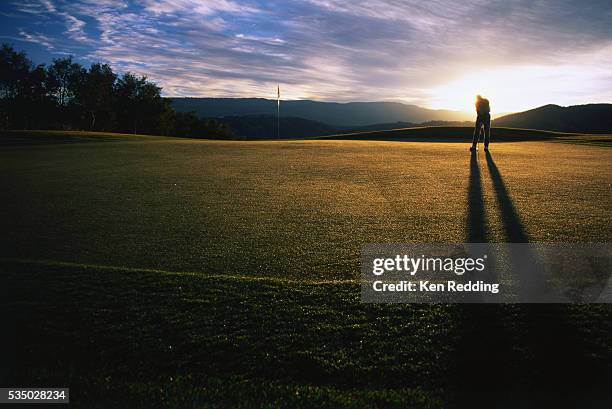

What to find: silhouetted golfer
left=470, top=95, right=490, bottom=152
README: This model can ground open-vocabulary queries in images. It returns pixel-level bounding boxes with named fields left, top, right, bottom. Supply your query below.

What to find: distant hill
left=221, top=115, right=339, bottom=138
left=169, top=98, right=472, bottom=126
left=493, top=104, right=612, bottom=133
left=217, top=117, right=473, bottom=139
left=170, top=99, right=612, bottom=137
left=340, top=120, right=472, bottom=134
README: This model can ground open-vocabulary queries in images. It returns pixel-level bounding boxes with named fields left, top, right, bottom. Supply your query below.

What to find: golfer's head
left=476, top=94, right=483, bottom=101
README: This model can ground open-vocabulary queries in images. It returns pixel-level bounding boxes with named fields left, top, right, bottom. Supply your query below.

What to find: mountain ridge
left=493, top=103, right=612, bottom=133
left=169, top=97, right=473, bottom=126
left=169, top=98, right=612, bottom=136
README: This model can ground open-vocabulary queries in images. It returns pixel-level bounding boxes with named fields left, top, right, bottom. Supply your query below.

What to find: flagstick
left=277, top=85, right=280, bottom=139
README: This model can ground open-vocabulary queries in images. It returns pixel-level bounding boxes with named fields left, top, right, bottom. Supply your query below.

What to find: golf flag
left=277, top=85, right=280, bottom=138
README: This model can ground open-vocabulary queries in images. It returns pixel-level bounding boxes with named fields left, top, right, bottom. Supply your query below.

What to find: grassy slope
left=0, top=129, right=172, bottom=146
left=1, top=130, right=611, bottom=408
left=319, top=126, right=612, bottom=146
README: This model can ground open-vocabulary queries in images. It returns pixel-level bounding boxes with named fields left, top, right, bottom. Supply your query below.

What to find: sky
left=1, top=0, right=611, bottom=113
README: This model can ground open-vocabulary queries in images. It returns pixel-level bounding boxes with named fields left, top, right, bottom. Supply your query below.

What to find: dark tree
left=170, top=111, right=233, bottom=139
left=76, top=63, right=117, bottom=130
left=46, top=57, right=85, bottom=128
left=0, top=44, right=34, bottom=128
left=114, top=72, right=172, bottom=135
left=0, top=45, right=235, bottom=137
left=46, top=57, right=84, bottom=106
left=21, top=64, right=53, bottom=129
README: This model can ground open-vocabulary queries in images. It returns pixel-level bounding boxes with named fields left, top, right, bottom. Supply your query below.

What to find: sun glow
left=426, top=63, right=609, bottom=115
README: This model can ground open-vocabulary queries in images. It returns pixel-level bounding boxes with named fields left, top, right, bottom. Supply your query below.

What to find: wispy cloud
left=235, top=33, right=285, bottom=45
left=62, top=13, right=91, bottom=43
left=18, top=29, right=55, bottom=50
left=12, top=0, right=56, bottom=14
left=140, top=0, right=260, bottom=16
left=1, top=0, right=611, bottom=111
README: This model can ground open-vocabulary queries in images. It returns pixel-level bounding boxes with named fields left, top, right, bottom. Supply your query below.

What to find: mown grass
left=0, top=129, right=172, bottom=146
left=319, top=126, right=612, bottom=145
left=3, top=260, right=610, bottom=408
left=1, top=130, right=611, bottom=407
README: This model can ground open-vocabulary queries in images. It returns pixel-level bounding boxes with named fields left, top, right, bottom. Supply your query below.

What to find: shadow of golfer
left=484, top=151, right=529, bottom=242
left=450, top=150, right=512, bottom=407
left=484, top=151, right=557, bottom=301
left=467, top=150, right=488, bottom=243
left=451, top=150, right=532, bottom=407
left=451, top=148, right=603, bottom=407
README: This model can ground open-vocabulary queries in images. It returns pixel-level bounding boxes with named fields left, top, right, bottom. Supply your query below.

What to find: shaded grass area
left=555, top=134, right=612, bottom=146
left=0, top=130, right=169, bottom=146
left=1, top=133, right=611, bottom=407
left=319, top=126, right=612, bottom=145
left=4, top=127, right=610, bottom=147
left=2, top=260, right=611, bottom=408
left=2, top=260, right=450, bottom=408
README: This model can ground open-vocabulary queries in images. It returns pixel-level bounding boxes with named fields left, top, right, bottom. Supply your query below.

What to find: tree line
left=0, top=44, right=232, bottom=138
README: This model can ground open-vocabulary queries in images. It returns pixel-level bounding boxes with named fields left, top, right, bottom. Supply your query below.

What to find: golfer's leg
left=472, top=119, right=482, bottom=146
left=484, top=117, right=491, bottom=147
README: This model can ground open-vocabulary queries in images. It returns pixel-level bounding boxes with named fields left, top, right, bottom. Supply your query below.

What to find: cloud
left=18, top=29, right=55, bottom=50
left=2, top=0, right=611, bottom=110
left=139, top=0, right=260, bottom=16
left=12, top=0, right=56, bottom=14
left=10, top=1, right=94, bottom=44
left=62, top=13, right=91, bottom=43
left=235, top=33, right=285, bottom=45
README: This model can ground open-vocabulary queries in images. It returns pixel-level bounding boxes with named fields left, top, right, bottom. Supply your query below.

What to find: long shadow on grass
left=485, top=151, right=555, bottom=302
left=467, top=150, right=488, bottom=243
left=484, top=151, right=529, bottom=243
left=482, top=152, right=610, bottom=405
left=450, top=151, right=610, bottom=408
left=449, top=150, right=515, bottom=406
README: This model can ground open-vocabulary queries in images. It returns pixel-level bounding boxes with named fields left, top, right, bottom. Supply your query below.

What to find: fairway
left=2, top=133, right=611, bottom=407
left=2, top=134, right=610, bottom=280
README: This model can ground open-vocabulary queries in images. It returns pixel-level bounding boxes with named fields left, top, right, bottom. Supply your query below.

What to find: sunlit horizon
left=426, top=58, right=612, bottom=113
